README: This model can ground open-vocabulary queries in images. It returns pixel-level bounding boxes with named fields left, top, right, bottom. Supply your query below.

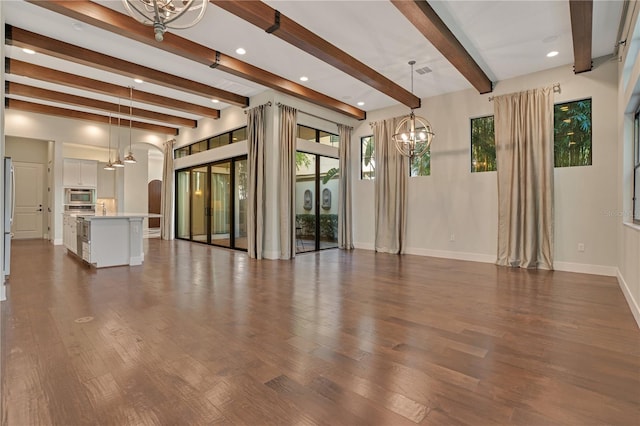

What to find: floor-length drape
left=279, top=105, right=297, bottom=259
left=494, top=87, right=554, bottom=269
left=160, top=139, right=175, bottom=240
left=372, top=117, right=407, bottom=254
left=338, top=124, right=354, bottom=250
left=247, top=104, right=267, bottom=259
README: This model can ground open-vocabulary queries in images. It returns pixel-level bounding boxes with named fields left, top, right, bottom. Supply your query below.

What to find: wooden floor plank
left=1, top=239, right=639, bottom=425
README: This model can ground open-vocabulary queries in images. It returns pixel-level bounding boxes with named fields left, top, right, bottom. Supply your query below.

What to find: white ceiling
left=3, top=0, right=624, bottom=130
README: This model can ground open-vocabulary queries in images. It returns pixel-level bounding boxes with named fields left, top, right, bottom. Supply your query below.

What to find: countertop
left=64, top=212, right=162, bottom=219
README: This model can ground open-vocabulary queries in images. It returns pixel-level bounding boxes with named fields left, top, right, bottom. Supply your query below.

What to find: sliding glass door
left=175, top=156, right=247, bottom=251
left=210, top=162, right=230, bottom=246
left=295, top=152, right=339, bottom=253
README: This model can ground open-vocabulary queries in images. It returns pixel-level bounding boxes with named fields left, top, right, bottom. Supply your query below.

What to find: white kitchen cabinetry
left=62, top=214, right=78, bottom=254
left=63, top=159, right=98, bottom=188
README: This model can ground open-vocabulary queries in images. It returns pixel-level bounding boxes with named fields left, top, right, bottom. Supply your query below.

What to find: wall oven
left=65, top=188, right=95, bottom=205
left=64, top=188, right=95, bottom=213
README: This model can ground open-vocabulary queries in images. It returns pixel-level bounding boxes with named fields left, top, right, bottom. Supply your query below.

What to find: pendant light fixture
left=104, top=114, right=115, bottom=171
left=113, top=98, right=125, bottom=168
left=392, top=61, right=435, bottom=159
left=122, top=0, right=208, bottom=42
left=124, top=86, right=137, bottom=164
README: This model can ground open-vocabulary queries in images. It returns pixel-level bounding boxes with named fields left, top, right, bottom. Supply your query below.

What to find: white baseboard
left=617, top=269, right=640, bottom=329
left=53, top=238, right=63, bottom=246
left=554, top=261, right=617, bottom=277
left=354, top=243, right=617, bottom=277
left=354, top=242, right=375, bottom=250
left=404, top=247, right=496, bottom=264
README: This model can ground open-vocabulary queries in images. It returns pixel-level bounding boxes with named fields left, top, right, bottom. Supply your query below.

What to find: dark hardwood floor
left=2, top=239, right=639, bottom=425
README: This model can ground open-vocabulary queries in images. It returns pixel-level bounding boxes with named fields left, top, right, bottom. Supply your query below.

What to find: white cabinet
left=97, top=162, right=116, bottom=198
left=62, top=215, right=78, bottom=254
left=63, top=159, right=97, bottom=188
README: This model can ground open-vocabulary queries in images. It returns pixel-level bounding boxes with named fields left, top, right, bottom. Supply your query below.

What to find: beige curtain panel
left=372, top=117, right=407, bottom=254
left=160, top=139, right=175, bottom=240
left=338, top=124, right=354, bottom=249
left=247, top=104, right=267, bottom=259
left=279, top=105, right=297, bottom=259
left=494, top=87, right=554, bottom=269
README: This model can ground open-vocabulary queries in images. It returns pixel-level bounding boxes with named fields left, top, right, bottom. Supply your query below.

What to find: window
left=361, top=136, right=375, bottom=180
left=634, top=110, right=640, bottom=223
left=231, top=127, right=247, bottom=143
left=554, top=98, right=592, bottom=167
left=174, top=146, right=190, bottom=159
left=297, top=124, right=339, bottom=147
left=471, top=115, right=496, bottom=172
left=410, top=151, right=431, bottom=177
left=190, top=140, right=208, bottom=154
left=174, top=127, right=248, bottom=158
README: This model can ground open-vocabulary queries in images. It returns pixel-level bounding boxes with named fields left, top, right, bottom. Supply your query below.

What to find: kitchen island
left=63, top=213, right=161, bottom=268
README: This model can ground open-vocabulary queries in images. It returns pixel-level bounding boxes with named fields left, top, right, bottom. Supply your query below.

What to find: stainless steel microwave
left=65, top=188, right=95, bottom=205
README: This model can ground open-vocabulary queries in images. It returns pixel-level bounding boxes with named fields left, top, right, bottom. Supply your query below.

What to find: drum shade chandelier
left=392, top=61, right=434, bottom=159
left=122, top=0, right=208, bottom=42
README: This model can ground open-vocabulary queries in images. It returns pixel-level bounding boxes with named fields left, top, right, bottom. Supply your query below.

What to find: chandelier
left=392, top=61, right=434, bottom=159
left=122, top=0, right=208, bottom=42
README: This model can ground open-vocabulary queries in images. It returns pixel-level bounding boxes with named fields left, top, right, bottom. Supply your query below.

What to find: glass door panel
left=235, top=159, right=248, bottom=250
left=176, top=170, right=190, bottom=239
left=295, top=152, right=316, bottom=253
left=211, top=162, right=231, bottom=247
left=191, top=166, right=208, bottom=243
left=320, top=156, right=339, bottom=249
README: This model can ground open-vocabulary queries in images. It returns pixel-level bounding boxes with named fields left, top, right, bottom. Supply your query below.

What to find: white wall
left=352, top=59, right=619, bottom=275
left=617, top=4, right=640, bottom=328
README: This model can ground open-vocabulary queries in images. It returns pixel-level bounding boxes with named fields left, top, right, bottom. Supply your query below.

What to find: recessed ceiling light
left=71, top=22, right=84, bottom=31
left=235, top=47, right=246, bottom=55
left=357, top=101, right=365, bottom=106
left=134, top=78, right=144, bottom=84
left=546, top=51, right=559, bottom=58
left=211, top=99, right=219, bottom=103
left=300, top=76, right=309, bottom=82
left=22, top=48, right=36, bottom=55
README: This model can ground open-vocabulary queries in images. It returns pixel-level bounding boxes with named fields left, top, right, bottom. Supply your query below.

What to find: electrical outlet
left=450, top=234, right=455, bottom=242
left=578, top=243, right=585, bottom=252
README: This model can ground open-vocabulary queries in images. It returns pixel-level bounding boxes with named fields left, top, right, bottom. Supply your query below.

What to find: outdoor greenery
left=361, top=136, right=375, bottom=179
left=296, top=214, right=337, bottom=240
left=471, top=115, right=496, bottom=172
left=296, top=152, right=312, bottom=170
left=554, top=98, right=592, bottom=167
left=410, top=150, right=431, bottom=176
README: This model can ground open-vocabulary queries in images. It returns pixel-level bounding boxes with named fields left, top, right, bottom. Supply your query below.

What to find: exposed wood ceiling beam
left=6, top=81, right=197, bottom=128
left=5, top=59, right=219, bottom=119
left=569, top=0, right=593, bottom=74
left=6, top=25, right=249, bottom=108
left=210, top=0, right=420, bottom=109
left=391, top=0, right=492, bottom=94
left=25, top=0, right=366, bottom=120
left=5, top=98, right=178, bottom=135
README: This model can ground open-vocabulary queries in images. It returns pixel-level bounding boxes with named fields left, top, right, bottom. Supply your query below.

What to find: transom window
left=174, top=127, right=247, bottom=159
left=297, top=124, right=339, bottom=147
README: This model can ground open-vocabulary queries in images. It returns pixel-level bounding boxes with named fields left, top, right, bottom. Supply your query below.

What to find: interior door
left=148, top=179, right=162, bottom=228
left=13, top=162, right=44, bottom=239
